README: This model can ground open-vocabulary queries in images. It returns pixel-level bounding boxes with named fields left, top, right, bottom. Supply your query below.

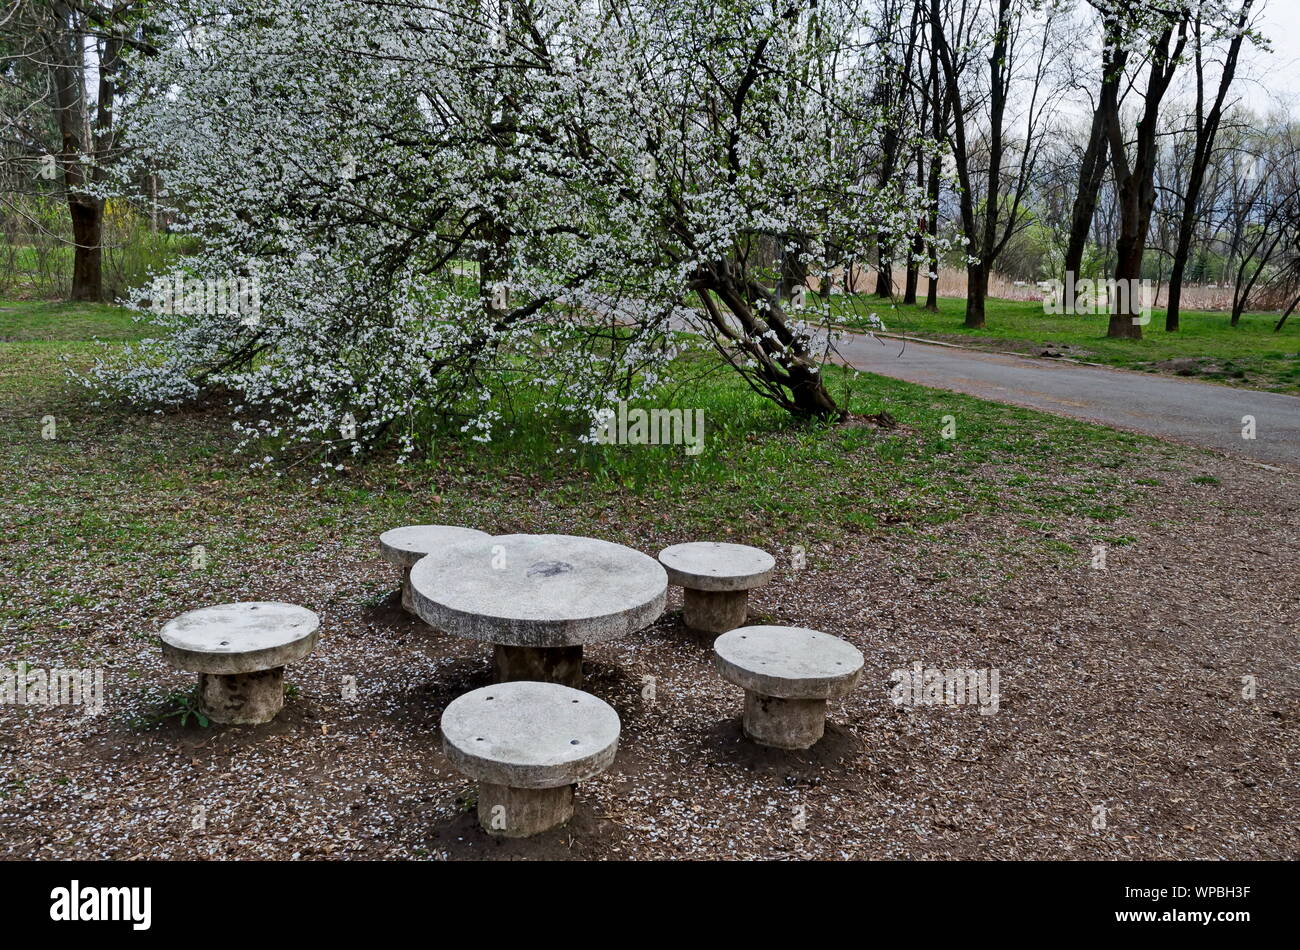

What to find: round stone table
left=441, top=681, right=620, bottom=836
left=410, top=533, right=667, bottom=686
left=378, top=524, right=490, bottom=614
left=658, top=541, right=775, bottom=633
left=714, top=625, right=863, bottom=749
left=159, top=602, right=320, bottom=724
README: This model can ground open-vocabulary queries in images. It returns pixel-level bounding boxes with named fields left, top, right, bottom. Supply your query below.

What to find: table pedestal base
left=399, top=565, right=416, bottom=614
left=492, top=644, right=583, bottom=687
left=477, top=781, right=575, bottom=837
left=743, top=689, right=826, bottom=749
left=197, top=667, right=284, bottom=725
left=683, top=587, right=749, bottom=634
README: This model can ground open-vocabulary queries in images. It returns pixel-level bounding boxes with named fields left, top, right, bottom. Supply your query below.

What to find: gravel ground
left=2, top=431, right=1296, bottom=860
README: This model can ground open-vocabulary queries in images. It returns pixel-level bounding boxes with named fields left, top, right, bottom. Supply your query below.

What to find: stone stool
left=378, top=525, right=489, bottom=614
left=159, top=602, right=320, bottom=724
left=440, top=681, right=620, bottom=837
left=658, top=541, right=775, bottom=633
left=713, top=625, right=863, bottom=749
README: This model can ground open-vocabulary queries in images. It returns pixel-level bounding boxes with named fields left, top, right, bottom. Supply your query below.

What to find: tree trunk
left=47, top=0, right=106, bottom=301
left=779, top=239, right=809, bottom=302
left=699, top=270, right=841, bottom=421
left=923, top=143, right=941, bottom=309
left=874, top=247, right=892, bottom=298
left=1166, top=2, right=1253, bottom=332
left=1109, top=215, right=1145, bottom=339
left=1076, top=14, right=1128, bottom=319
left=1274, top=294, right=1298, bottom=332
left=872, top=0, right=924, bottom=301
left=68, top=196, right=103, bottom=301
left=1110, top=179, right=1153, bottom=340
left=1165, top=235, right=1191, bottom=332
left=788, top=364, right=841, bottom=417
left=965, top=263, right=988, bottom=329
left=1104, top=21, right=1187, bottom=340
left=934, top=0, right=1011, bottom=332
left=903, top=219, right=922, bottom=305
left=1066, top=15, right=1127, bottom=312
left=924, top=10, right=943, bottom=313
left=1063, top=106, right=1109, bottom=291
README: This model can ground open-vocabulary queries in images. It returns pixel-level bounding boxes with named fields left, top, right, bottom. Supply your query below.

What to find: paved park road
left=832, top=333, right=1300, bottom=468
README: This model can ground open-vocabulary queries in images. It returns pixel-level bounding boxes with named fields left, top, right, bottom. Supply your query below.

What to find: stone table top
left=441, top=681, right=621, bottom=788
left=410, top=533, right=667, bottom=647
left=378, top=524, right=490, bottom=568
left=658, top=542, right=775, bottom=592
left=714, top=625, right=863, bottom=699
left=159, top=602, right=320, bottom=675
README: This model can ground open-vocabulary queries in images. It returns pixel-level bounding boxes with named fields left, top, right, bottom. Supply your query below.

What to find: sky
left=1239, top=0, right=1300, bottom=111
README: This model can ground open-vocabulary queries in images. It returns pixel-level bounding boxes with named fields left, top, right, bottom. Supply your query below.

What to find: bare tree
left=1165, top=0, right=1257, bottom=331
left=0, top=1, right=149, bottom=301
left=1062, top=6, right=1126, bottom=294
left=932, top=0, right=1059, bottom=328
left=870, top=0, right=926, bottom=298
left=1229, top=123, right=1300, bottom=325
left=921, top=0, right=950, bottom=310
left=1100, top=1, right=1190, bottom=339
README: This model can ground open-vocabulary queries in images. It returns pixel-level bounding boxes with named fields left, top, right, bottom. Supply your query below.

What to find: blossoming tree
left=83, top=0, right=931, bottom=465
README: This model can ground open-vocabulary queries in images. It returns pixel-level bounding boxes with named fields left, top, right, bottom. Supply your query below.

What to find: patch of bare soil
left=1, top=456, right=1297, bottom=861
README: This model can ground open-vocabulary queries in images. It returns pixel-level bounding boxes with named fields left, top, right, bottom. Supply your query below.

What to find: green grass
left=830, top=295, right=1300, bottom=393
left=0, top=300, right=146, bottom=342
left=0, top=297, right=1220, bottom=652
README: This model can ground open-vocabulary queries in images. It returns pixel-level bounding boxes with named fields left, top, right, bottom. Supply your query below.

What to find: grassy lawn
left=0, top=295, right=1204, bottom=647
left=0, top=296, right=1219, bottom=654
left=830, top=295, right=1300, bottom=394
left=5, top=298, right=1296, bottom=862
left=0, top=299, right=146, bottom=342
left=0, top=297, right=1185, bottom=611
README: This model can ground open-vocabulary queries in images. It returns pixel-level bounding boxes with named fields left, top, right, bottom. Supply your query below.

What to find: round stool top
left=159, top=602, right=320, bottom=674
left=440, top=681, right=621, bottom=788
left=410, top=533, right=666, bottom=647
left=378, top=524, right=491, bottom=568
left=714, top=625, right=863, bottom=699
left=658, top=542, right=775, bottom=592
